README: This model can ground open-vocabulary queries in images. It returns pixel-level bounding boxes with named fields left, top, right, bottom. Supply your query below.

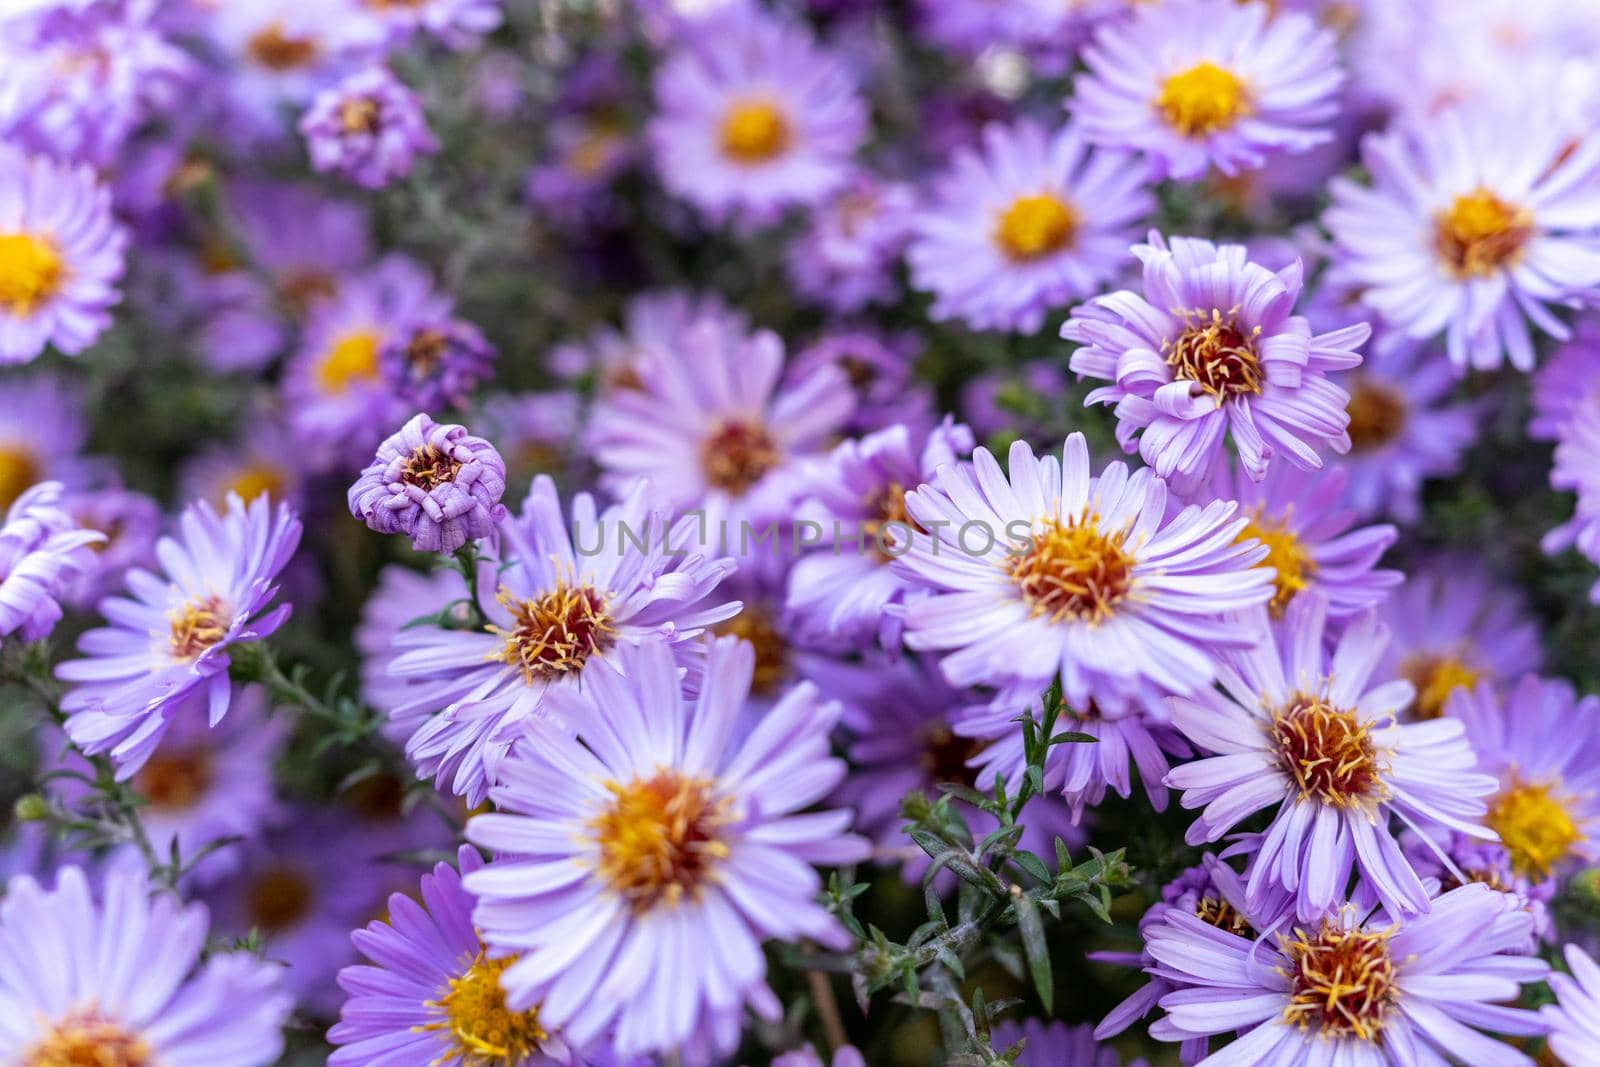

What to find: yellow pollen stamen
left=247, top=866, right=314, bottom=933
left=590, top=770, right=733, bottom=909
left=700, top=418, right=780, bottom=497
left=719, top=99, right=791, bottom=163
left=22, top=1010, right=150, bottom=1067
left=488, top=583, right=614, bottom=683
left=1005, top=512, right=1136, bottom=624
left=400, top=443, right=462, bottom=491
left=315, top=329, right=382, bottom=394
left=1237, top=508, right=1316, bottom=617
left=1156, top=61, right=1251, bottom=138
left=167, top=595, right=229, bottom=661
left=1397, top=653, right=1482, bottom=719
left=135, top=750, right=211, bottom=811
left=223, top=463, right=287, bottom=508
left=1345, top=379, right=1408, bottom=452
left=994, top=193, right=1078, bottom=262
left=1195, top=894, right=1252, bottom=937
left=337, top=96, right=381, bottom=135
left=714, top=606, right=788, bottom=696
left=246, top=24, right=319, bottom=71
left=1270, top=695, right=1387, bottom=808
left=0, top=444, right=41, bottom=510
left=0, top=232, right=66, bottom=316
left=1435, top=189, right=1532, bottom=278
left=424, top=948, right=547, bottom=1063
left=863, top=481, right=917, bottom=563
left=1486, top=778, right=1581, bottom=880
left=1165, top=307, right=1264, bottom=403
left=1279, top=917, right=1397, bottom=1040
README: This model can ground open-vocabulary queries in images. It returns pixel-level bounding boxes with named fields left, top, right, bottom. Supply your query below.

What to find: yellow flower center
left=1435, top=190, right=1532, bottom=278
left=994, top=193, right=1078, bottom=262
left=246, top=866, right=315, bottom=933
left=1271, top=696, right=1386, bottom=808
left=135, top=750, right=211, bottom=811
left=488, top=583, right=614, bottom=683
left=315, top=329, right=382, bottom=394
left=1279, top=918, right=1396, bottom=1040
left=337, top=96, right=381, bottom=135
left=223, top=463, right=287, bottom=507
left=1156, top=61, right=1251, bottom=137
left=700, top=418, right=781, bottom=497
left=1238, top=510, right=1316, bottom=617
left=719, top=99, right=791, bottom=163
left=22, top=1011, right=150, bottom=1067
left=246, top=24, right=320, bottom=71
left=1166, top=308, right=1264, bottom=401
left=590, top=770, right=733, bottom=909
left=714, top=605, right=788, bottom=696
left=1486, top=779, right=1581, bottom=880
left=1005, top=513, right=1136, bottom=624
left=0, top=233, right=65, bottom=316
left=0, top=444, right=41, bottom=510
left=1397, top=653, right=1482, bottom=719
left=426, top=948, right=547, bottom=1064
left=1345, top=379, right=1408, bottom=453
left=167, top=595, right=229, bottom=661
left=400, top=443, right=463, bottom=491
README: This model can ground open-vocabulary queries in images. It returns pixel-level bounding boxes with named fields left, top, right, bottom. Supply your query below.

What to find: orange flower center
left=1279, top=918, right=1396, bottom=1040
left=1005, top=513, right=1136, bottom=623
left=489, top=583, right=614, bottom=682
left=590, top=770, right=733, bottom=909
left=1435, top=190, right=1532, bottom=278
left=719, top=99, right=791, bottom=163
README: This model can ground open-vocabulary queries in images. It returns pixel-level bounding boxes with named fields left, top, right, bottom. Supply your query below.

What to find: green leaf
left=1015, top=892, right=1053, bottom=1012
left=1010, top=849, right=1051, bottom=884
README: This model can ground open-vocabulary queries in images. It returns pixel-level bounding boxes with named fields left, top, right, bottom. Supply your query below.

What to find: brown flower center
left=489, top=584, right=614, bottom=683
left=337, top=96, right=381, bottom=135
left=1280, top=919, right=1396, bottom=1040
left=22, top=1011, right=150, bottom=1067
left=1005, top=513, right=1135, bottom=623
left=1345, top=379, right=1408, bottom=452
left=590, top=771, right=733, bottom=909
left=1195, top=894, right=1252, bottom=937
left=167, top=595, right=229, bottom=661
left=715, top=606, right=788, bottom=696
left=1435, top=189, right=1532, bottom=278
left=135, top=750, right=211, bottom=811
left=1166, top=308, right=1263, bottom=401
left=246, top=24, right=319, bottom=71
left=247, top=866, right=315, bottom=933
left=700, top=418, right=780, bottom=497
left=400, top=444, right=463, bottom=491
left=1270, top=696, right=1386, bottom=807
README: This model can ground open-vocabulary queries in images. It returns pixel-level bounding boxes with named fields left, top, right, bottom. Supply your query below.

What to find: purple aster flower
left=1206, top=460, right=1401, bottom=621
left=1165, top=592, right=1495, bottom=920
left=349, top=414, right=508, bottom=555
left=346, top=0, right=504, bottom=50
left=785, top=327, right=935, bottom=438
left=58, top=493, right=302, bottom=777
left=179, top=414, right=305, bottom=513
left=648, top=5, right=867, bottom=226
left=0, top=373, right=98, bottom=509
left=0, top=865, right=291, bottom=1066
left=464, top=635, right=871, bottom=1061
left=1376, top=557, right=1543, bottom=720
left=1448, top=675, right=1600, bottom=885
left=1074, top=0, right=1343, bottom=181
left=1400, top=829, right=1552, bottom=945
left=894, top=432, right=1274, bottom=714
left=1065, top=233, right=1368, bottom=496
left=989, top=1019, right=1144, bottom=1067
left=331, top=844, right=618, bottom=1067
left=379, top=315, right=497, bottom=412
left=912, top=0, right=1085, bottom=60
left=907, top=120, right=1153, bottom=333
left=231, top=179, right=372, bottom=319
left=788, top=418, right=974, bottom=649
left=589, top=321, right=853, bottom=535
left=1547, top=402, right=1600, bottom=601
left=300, top=66, right=439, bottom=190
left=356, top=562, right=469, bottom=747
left=385, top=475, right=738, bottom=806
left=476, top=390, right=583, bottom=484
left=1544, top=944, right=1600, bottom=1066
left=786, top=172, right=916, bottom=313
left=0, top=145, right=126, bottom=364
left=550, top=288, right=748, bottom=390
left=0, top=481, right=101, bottom=645
left=1325, top=107, right=1600, bottom=371
left=1141, top=883, right=1546, bottom=1064
left=61, top=484, right=162, bottom=608
left=1530, top=317, right=1600, bottom=441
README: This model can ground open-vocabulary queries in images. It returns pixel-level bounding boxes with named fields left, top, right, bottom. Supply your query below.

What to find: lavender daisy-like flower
left=787, top=328, right=935, bottom=438
left=0, top=374, right=97, bottom=509
left=347, top=0, right=504, bottom=50
left=349, top=414, right=508, bottom=555
left=379, top=316, right=497, bottom=412
left=1547, top=402, right=1600, bottom=601
left=589, top=321, right=853, bottom=534
left=62, top=484, right=162, bottom=608
left=300, top=66, right=439, bottom=190
left=788, top=418, right=974, bottom=649
left=331, top=845, right=599, bottom=1067
left=0, top=481, right=102, bottom=645
left=1206, top=461, right=1401, bottom=621
left=0, top=865, right=291, bottom=1066
left=1165, top=593, right=1496, bottom=920
left=787, top=172, right=916, bottom=314
left=0, top=146, right=127, bottom=364
left=1530, top=318, right=1600, bottom=441
left=1544, top=944, right=1600, bottom=1066
left=464, top=635, right=870, bottom=1061
left=1065, top=233, right=1368, bottom=495
left=1073, top=0, right=1343, bottom=181
left=648, top=5, right=866, bottom=226
left=386, top=475, right=738, bottom=806
left=1142, top=883, right=1547, bottom=1064
left=356, top=562, right=468, bottom=748
left=895, top=432, right=1273, bottom=714
left=58, top=493, right=302, bottom=777
left=1448, top=676, right=1600, bottom=884
left=1377, top=557, right=1543, bottom=720
left=907, top=120, right=1152, bottom=333
left=1325, top=107, right=1600, bottom=371
left=550, top=288, right=748, bottom=391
